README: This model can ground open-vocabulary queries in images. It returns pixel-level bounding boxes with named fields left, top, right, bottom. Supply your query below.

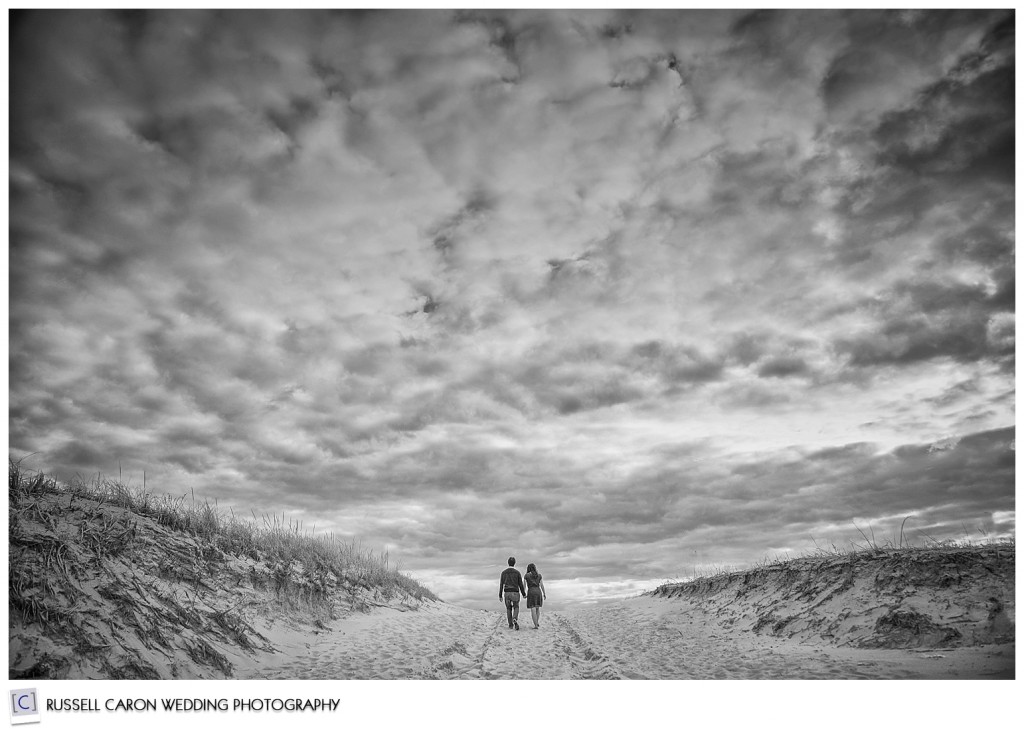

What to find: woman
left=524, top=563, right=547, bottom=629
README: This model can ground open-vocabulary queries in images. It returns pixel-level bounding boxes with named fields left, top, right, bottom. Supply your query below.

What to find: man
left=498, top=556, right=527, bottom=630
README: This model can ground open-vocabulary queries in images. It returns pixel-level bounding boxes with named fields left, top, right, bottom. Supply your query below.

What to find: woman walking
left=524, top=563, right=547, bottom=629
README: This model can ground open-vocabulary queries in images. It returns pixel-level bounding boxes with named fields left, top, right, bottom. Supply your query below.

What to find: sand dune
left=8, top=474, right=432, bottom=680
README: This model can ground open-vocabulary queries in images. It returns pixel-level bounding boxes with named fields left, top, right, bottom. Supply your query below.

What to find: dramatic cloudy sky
left=8, top=9, right=1015, bottom=609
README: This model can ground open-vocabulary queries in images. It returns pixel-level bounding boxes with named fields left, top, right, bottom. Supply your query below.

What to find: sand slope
left=8, top=488, right=427, bottom=679
left=562, top=596, right=1013, bottom=679
left=649, top=547, right=1014, bottom=651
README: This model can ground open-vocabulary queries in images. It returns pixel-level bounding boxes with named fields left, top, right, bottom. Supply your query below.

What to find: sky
left=7, top=9, right=1015, bottom=610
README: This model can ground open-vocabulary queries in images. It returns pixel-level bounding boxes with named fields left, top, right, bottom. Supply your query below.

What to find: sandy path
left=236, top=602, right=631, bottom=679
left=234, top=598, right=1013, bottom=680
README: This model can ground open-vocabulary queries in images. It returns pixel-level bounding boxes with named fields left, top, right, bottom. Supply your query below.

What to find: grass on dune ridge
left=655, top=527, right=1015, bottom=590
left=9, top=459, right=439, bottom=604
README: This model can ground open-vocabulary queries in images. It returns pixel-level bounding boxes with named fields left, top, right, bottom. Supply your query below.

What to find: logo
left=9, top=689, right=40, bottom=725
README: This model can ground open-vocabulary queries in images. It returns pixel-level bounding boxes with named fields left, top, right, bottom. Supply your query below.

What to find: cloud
left=8, top=9, right=1014, bottom=607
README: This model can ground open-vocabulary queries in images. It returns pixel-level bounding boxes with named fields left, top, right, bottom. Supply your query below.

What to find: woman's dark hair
left=526, top=563, right=537, bottom=574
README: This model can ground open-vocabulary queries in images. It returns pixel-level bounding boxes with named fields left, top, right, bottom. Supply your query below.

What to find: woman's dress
left=525, top=572, right=543, bottom=608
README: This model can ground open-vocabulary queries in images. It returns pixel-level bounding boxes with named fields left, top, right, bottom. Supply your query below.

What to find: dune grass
left=9, top=459, right=438, bottom=604
left=657, top=529, right=1015, bottom=591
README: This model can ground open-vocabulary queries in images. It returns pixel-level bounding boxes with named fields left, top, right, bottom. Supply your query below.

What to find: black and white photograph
left=6, top=5, right=1015, bottom=691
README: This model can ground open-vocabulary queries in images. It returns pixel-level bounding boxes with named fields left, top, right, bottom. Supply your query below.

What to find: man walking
left=499, top=556, right=527, bottom=630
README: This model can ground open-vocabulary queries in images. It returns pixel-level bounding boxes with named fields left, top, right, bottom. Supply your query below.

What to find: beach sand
left=230, top=596, right=1013, bottom=680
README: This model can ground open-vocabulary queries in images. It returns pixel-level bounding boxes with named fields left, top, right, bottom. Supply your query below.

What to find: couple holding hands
left=498, top=556, right=546, bottom=630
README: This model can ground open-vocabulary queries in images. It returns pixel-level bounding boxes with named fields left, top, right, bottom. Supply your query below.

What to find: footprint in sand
left=479, top=612, right=623, bottom=679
